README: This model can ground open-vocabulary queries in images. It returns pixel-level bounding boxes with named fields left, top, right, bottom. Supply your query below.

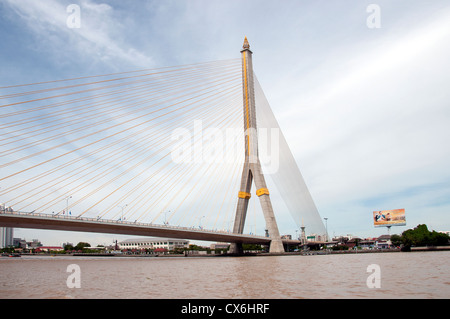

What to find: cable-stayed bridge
left=0, top=39, right=326, bottom=253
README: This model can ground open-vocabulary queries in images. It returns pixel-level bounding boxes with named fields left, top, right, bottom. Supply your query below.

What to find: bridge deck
left=0, top=212, right=279, bottom=245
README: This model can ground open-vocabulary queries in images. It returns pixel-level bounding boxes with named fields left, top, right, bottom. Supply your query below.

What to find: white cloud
left=4, top=0, right=153, bottom=70
left=279, top=8, right=450, bottom=174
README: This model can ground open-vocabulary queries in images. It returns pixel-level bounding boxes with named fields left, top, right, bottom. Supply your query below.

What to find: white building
left=118, top=237, right=189, bottom=251
left=210, top=242, right=230, bottom=250
left=0, top=227, right=14, bottom=248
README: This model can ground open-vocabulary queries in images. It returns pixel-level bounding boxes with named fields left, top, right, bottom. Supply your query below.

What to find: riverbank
left=5, top=246, right=450, bottom=258
left=410, top=245, right=450, bottom=252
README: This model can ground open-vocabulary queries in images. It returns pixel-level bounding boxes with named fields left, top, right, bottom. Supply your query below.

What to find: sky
left=1, top=0, right=450, bottom=246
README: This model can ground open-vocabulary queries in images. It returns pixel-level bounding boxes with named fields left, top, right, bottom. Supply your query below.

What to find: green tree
left=63, top=244, right=74, bottom=251
left=242, top=244, right=263, bottom=251
left=401, top=224, right=449, bottom=248
left=429, top=231, right=450, bottom=246
left=390, top=234, right=402, bottom=246
left=74, top=242, right=91, bottom=251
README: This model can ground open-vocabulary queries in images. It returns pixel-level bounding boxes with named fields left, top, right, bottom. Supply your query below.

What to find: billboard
left=373, top=209, right=406, bottom=227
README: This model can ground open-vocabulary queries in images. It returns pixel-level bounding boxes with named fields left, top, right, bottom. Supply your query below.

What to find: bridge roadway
left=0, top=211, right=300, bottom=246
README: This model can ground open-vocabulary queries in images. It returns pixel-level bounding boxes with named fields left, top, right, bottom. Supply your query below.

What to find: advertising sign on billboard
left=373, top=209, right=406, bottom=227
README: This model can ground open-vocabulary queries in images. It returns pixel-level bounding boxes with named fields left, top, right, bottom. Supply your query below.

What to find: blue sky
left=1, top=0, right=450, bottom=246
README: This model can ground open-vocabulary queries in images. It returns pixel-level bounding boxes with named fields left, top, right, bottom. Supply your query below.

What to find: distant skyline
left=1, top=1, right=450, bottom=246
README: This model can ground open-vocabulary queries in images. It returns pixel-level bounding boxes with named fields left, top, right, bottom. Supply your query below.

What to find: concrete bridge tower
left=229, top=38, right=284, bottom=254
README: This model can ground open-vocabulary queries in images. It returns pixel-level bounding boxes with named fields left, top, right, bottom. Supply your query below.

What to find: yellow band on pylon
left=256, top=188, right=270, bottom=197
left=238, top=191, right=251, bottom=199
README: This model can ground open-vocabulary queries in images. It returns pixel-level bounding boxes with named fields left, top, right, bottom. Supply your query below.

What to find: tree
left=400, top=224, right=449, bottom=248
left=64, top=244, right=74, bottom=251
left=188, top=244, right=203, bottom=251
left=242, top=244, right=263, bottom=251
left=429, top=231, right=450, bottom=246
left=74, top=242, right=91, bottom=251
left=390, top=234, right=402, bottom=246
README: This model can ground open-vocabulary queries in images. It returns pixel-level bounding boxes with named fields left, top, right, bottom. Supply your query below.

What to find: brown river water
left=0, top=251, right=449, bottom=299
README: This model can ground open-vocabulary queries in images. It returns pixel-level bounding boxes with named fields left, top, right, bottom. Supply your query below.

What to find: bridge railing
left=0, top=210, right=265, bottom=239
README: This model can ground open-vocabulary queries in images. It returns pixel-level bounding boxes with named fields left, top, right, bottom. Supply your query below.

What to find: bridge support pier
left=229, top=243, right=244, bottom=255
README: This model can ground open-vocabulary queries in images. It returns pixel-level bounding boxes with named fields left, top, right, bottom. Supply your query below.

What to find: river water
left=0, top=251, right=449, bottom=299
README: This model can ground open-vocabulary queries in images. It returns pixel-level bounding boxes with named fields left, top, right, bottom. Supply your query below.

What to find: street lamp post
left=65, top=196, right=72, bottom=215
left=198, top=215, right=205, bottom=229
left=118, top=204, right=127, bottom=221
left=163, top=210, right=171, bottom=225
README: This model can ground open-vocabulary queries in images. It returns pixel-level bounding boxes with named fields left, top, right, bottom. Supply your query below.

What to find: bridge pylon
left=229, top=37, right=284, bottom=254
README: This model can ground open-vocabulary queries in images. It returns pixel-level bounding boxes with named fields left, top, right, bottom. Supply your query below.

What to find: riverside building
left=0, top=227, right=13, bottom=248
left=118, top=237, right=189, bottom=251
